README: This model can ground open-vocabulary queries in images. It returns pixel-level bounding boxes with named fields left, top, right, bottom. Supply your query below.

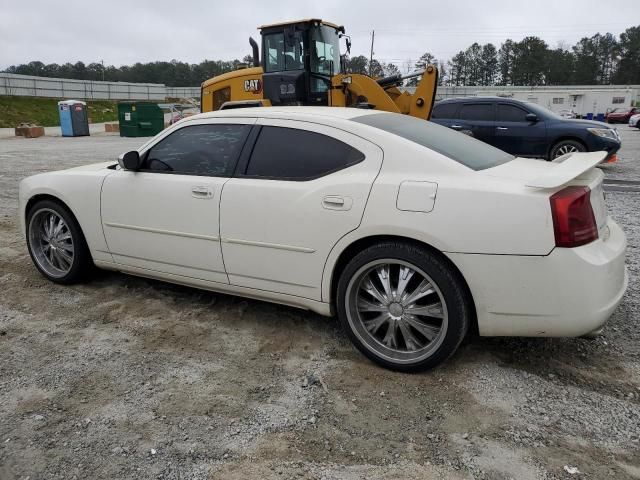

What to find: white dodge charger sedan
left=19, top=107, right=628, bottom=371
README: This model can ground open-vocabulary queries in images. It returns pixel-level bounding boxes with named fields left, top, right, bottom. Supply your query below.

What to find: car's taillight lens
left=550, top=186, right=598, bottom=248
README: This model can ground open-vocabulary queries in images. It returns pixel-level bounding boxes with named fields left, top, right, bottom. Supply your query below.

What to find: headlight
left=587, top=128, right=618, bottom=141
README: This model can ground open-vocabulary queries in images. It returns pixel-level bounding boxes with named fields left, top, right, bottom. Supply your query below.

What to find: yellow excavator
left=200, top=19, right=438, bottom=119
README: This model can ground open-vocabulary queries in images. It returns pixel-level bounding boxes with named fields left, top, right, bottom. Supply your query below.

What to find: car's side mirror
left=118, top=151, right=141, bottom=171
left=525, top=113, right=538, bottom=123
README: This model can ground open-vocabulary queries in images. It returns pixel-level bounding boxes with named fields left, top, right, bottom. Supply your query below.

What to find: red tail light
left=550, top=186, right=598, bottom=248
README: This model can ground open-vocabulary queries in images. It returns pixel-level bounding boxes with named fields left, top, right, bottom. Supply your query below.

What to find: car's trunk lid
left=481, top=151, right=608, bottom=241
left=481, top=151, right=606, bottom=188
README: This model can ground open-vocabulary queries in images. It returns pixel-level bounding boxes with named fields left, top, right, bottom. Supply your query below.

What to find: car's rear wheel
left=549, top=139, right=586, bottom=160
left=26, top=199, right=91, bottom=284
left=336, top=242, right=471, bottom=372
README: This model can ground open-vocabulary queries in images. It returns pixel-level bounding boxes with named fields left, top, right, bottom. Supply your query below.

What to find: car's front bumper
left=586, top=135, right=621, bottom=160
left=446, top=217, right=627, bottom=337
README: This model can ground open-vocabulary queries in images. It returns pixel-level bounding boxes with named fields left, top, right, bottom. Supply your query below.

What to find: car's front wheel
left=26, top=199, right=92, bottom=284
left=336, top=242, right=471, bottom=372
left=549, top=139, right=586, bottom=160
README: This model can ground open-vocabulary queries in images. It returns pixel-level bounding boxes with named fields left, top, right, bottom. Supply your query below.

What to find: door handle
left=325, top=196, right=344, bottom=206
left=191, top=186, right=213, bottom=199
left=496, top=127, right=508, bottom=130
left=322, top=195, right=352, bottom=210
left=451, top=125, right=463, bottom=130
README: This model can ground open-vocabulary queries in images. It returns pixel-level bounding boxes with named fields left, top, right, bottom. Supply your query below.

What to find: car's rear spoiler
left=525, top=151, right=607, bottom=189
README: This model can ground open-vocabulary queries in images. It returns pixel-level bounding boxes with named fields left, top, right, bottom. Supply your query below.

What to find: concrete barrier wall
left=0, top=73, right=174, bottom=100
left=165, top=86, right=201, bottom=98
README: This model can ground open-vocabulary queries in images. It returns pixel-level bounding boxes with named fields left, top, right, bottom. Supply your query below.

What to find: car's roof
left=184, top=106, right=384, bottom=123
left=437, top=96, right=524, bottom=103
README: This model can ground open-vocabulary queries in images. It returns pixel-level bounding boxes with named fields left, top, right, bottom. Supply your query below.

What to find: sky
left=1, top=0, right=639, bottom=72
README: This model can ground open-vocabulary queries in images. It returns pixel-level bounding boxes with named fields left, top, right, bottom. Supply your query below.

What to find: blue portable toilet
left=58, top=100, right=90, bottom=137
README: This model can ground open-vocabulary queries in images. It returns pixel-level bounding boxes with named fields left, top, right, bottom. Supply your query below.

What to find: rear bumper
left=446, top=218, right=627, bottom=337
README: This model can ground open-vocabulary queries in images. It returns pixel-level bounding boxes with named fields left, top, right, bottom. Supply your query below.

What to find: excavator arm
left=330, top=65, right=438, bottom=120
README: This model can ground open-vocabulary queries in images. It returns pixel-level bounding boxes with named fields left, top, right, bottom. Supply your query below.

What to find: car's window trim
left=233, top=124, right=262, bottom=177
left=236, top=124, right=366, bottom=182
left=138, top=123, right=252, bottom=178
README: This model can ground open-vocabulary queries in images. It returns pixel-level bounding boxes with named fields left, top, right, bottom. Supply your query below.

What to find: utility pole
left=368, top=30, right=375, bottom=76
left=101, top=59, right=105, bottom=81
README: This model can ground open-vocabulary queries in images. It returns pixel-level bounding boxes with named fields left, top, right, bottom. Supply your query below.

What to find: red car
left=606, top=107, right=638, bottom=123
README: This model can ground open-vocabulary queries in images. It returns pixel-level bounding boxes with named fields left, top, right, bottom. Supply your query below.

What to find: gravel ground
left=0, top=128, right=639, bottom=480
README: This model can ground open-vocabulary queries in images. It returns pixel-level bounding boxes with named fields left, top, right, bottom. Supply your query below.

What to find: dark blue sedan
left=430, top=97, right=621, bottom=161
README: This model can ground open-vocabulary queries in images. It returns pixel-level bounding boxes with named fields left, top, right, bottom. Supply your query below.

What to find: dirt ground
left=0, top=127, right=639, bottom=480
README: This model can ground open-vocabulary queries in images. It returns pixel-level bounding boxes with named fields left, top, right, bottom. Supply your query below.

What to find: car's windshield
left=353, top=113, right=514, bottom=171
left=310, top=25, right=340, bottom=75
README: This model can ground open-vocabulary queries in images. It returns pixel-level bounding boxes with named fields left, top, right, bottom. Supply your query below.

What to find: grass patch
left=0, top=96, right=118, bottom=128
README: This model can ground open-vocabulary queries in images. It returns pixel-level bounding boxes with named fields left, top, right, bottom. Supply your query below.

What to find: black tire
left=336, top=241, right=472, bottom=372
left=26, top=199, right=92, bottom=284
left=549, top=139, right=586, bottom=160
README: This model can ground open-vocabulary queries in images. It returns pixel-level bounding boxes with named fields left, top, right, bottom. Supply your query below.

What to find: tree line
left=4, top=26, right=639, bottom=87
left=3, top=56, right=256, bottom=87
left=347, top=25, right=640, bottom=86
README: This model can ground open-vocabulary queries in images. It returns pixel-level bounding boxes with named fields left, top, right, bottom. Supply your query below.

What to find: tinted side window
left=245, top=126, right=365, bottom=180
left=459, top=103, right=494, bottom=121
left=431, top=103, right=458, bottom=119
left=145, top=124, right=250, bottom=176
left=497, top=104, right=528, bottom=122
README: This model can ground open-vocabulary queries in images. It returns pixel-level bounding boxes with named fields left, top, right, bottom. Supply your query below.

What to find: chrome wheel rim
left=28, top=208, right=75, bottom=278
left=345, top=259, right=449, bottom=364
left=555, top=144, right=579, bottom=157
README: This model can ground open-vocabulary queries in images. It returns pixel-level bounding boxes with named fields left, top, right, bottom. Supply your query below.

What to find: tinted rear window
left=245, top=126, right=365, bottom=180
left=352, top=113, right=513, bottom=171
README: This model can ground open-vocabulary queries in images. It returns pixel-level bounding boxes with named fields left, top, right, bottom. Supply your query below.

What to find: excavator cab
left=258, top=19, right=344, bottom=106
left=200, top=19, right=438, bottom=120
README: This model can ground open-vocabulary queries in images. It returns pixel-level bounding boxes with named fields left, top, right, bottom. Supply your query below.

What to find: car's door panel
left=219, top=119, right=383, bottom=300
left=494, top=103, right=547, bottom=157
left=101, top=119, right=254, bottom=283
left=102, top=172, right=229, bottom=282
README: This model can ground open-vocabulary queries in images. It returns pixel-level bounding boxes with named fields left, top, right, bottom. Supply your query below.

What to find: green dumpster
left=118, top=102, right=164, bottom=137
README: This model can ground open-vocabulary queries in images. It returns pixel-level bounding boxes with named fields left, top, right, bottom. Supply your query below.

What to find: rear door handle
left=496, top=127, right=508, bottom=130
left=191, top=186, right=213, bottom=199
left=451, top=125, right=463, bottom=130
left=322, top=195, right=352, bottom=211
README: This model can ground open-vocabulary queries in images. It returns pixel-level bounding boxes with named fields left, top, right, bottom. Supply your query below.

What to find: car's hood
left=62, top=161, right=117, bottom=173
left=481, top=151, right=607, bottom=189
left=23, top=161, right=116, bottom=183
left=554, top=118, right=612, bottom=129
